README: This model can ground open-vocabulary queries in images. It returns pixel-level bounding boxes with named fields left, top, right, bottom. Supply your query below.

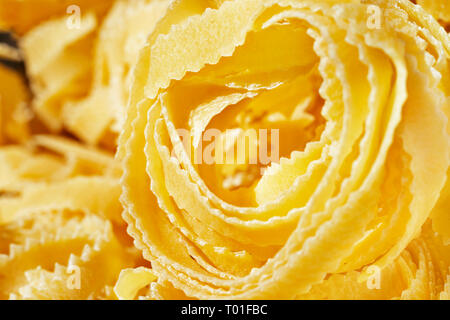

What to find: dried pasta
left=20, top=12, right=98, bottom=133
left=0, top=135, right=142, bottom=299
left=120, top=0, right=450, bottom=299
left=0, top=0, right=113, bottom=35
left=0, top=64, right=30, bottom=144
left=62, top=0, right=170, bottom=146
left=0, top=0, right=449, bottom=300
left=417, top=0, right=450, bottom=30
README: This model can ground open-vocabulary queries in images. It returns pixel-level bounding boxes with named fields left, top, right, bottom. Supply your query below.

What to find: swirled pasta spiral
left=0, top=0, right=449, bottom=300
left=120, top=0, right=450, bottom=299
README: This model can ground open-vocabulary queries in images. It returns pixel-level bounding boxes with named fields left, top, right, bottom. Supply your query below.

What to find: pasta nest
left=0, top=135, right=141, bottom=299
left=119, top=0, right=450, bottom=299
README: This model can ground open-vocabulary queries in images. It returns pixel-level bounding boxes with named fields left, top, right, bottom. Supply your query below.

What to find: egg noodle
left=0, top=0, right=449, bottom=300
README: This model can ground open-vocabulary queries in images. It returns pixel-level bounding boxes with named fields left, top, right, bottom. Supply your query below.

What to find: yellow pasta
left=0, top=0, right=113, bottom=35
left=20, top=12, right=97, bottom=132
left=0, top=64, right=30, bottom=144
left=0, top=0, right=448, bottom=300
left=0, top=43, right=21, bottom=61
left=63, top=0, right=170, bottom=146
left=0, top=135, right=142, bottom=299
left=114, top=267, right=157, bottom=300
left=417, top=0, right=450, bottom=29
left=120, top=0, right=450, bottom=299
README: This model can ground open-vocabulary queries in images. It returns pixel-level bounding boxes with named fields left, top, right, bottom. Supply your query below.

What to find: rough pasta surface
left=0, top=0, right=449, bottom=300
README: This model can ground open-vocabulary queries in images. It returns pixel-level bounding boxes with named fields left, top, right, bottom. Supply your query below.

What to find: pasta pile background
left=0, top=0, right=449, bottom=300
